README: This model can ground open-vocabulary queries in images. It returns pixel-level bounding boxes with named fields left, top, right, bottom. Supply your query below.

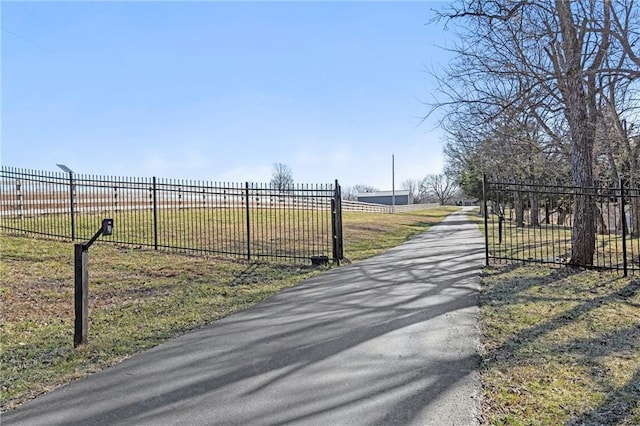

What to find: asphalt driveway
left=3, top=207, right=485, bottom=426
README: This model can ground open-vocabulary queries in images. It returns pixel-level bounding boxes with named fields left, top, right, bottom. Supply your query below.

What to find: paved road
left=3, top=208, right=485, bottom=426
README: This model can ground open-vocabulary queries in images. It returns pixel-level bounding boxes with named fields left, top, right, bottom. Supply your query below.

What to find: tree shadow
left=480, top=263, right=640, bottom=424
left=3, top=210, right=486, bottom=425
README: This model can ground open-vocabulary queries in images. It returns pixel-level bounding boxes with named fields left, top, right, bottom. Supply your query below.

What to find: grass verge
left=480, top=265, right=640, bottom=425
left=342, top=206, right=459, bottom=261
left=0, top=206, right=456, bottom=411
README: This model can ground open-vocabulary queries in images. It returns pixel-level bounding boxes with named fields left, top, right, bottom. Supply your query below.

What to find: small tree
left=270, top=163, right=293, bottom=192
left=401, top=179, right=425, bottom=204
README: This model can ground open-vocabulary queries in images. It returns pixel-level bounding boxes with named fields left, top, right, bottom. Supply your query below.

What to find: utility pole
left=392, top=154, right=395, bottom=213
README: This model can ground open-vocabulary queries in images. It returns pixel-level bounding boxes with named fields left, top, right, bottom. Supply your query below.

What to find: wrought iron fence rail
left=483, top=176, right=640, bottom=275
left=0, top=166, right=344, bottom=264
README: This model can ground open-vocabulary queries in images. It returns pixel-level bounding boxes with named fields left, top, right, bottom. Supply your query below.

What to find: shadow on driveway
left=4, top=209, right=484, bottom=426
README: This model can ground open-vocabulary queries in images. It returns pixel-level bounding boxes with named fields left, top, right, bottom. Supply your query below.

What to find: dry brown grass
left=480, top=265, right=640, bottom=425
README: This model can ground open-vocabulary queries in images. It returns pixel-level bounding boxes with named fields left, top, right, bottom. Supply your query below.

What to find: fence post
left=336, top=180, right=343, bottom=261
left=69, top=172, right=76, bottom=241
left=619, top=178, right=628, bottom=277
left=331, top=197, right=338, bottom=263
left=153, top=176, right=158, bottom=250
left=245, top=182, right=251, bottom=261
left=483, top=174, right=490, bottom=267
left=332, top=180, right=345, bottom=265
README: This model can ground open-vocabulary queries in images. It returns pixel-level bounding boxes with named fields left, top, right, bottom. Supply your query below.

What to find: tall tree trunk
left=514, top=190, right=524, bottom=228
left=564, top=76, right=596, bottom=264
left=568, top=111, right=596, bottom=265
left=595, top=205, right=607, bottom=235
left=558, top=207, right=567, bottom=226
left=529, top=190, right=540, bottom=227
left=544, top=202, right=551, bottom=224
left=555, top=0, right=599, bottom=266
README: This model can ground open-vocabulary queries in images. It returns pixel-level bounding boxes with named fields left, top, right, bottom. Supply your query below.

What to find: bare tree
left=422, top=174, right=458, bottom=206
left=401, top=179, right=424, bottom=204
left=353, top=184, right=379, bottom=194
left=342, top=184, right=379, bottom=201
left=270, top=163, right=293, bottom=192
left=341, top=186, right=358, bottom=201
left=430, top=0, right=640, bottom=265
left=596, top=69, right=640, bottom=236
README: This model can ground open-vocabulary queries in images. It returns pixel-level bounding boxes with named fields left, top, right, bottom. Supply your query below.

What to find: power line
left=1, top=27, right=47, bottom=50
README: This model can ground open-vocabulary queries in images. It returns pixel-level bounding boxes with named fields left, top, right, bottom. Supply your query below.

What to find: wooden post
left=74, top=243, right=89, bottom=347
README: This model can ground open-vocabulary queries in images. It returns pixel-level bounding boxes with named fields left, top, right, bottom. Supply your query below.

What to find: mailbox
left=102, top=218, right=114, bottom=236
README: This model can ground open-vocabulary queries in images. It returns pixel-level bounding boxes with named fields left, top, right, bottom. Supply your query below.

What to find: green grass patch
left=0, top=206, right=454, bottom=410
left=480, top=265, right=640, bottom=425
left=342, top=206, right=459, bottom=261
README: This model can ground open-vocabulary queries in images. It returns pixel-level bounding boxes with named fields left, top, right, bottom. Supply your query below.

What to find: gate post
left=331, top=197, right=338, bottom=263
left=245, top=182, right=251, bottom=261
left=331, top=179, right=343, bottom=264
left=70, top=172, right=76, bottom=241
left=483, top=174, right=490, bottom=267
left=152, top=177, right=158, bottom=250
left=337, top=183, right=343, bottom=261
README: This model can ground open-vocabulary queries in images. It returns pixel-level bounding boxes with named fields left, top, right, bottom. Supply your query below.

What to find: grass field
left=480, top=265, right=640, bottom=425
left=0, top=206, right=458, bottom=410
left=469, top=210, right=640, bottom=424
left=2, top=206, right=335, bottom=261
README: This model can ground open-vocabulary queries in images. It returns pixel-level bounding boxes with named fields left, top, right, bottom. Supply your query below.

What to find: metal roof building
left=356, top=190, right=411, bottom=206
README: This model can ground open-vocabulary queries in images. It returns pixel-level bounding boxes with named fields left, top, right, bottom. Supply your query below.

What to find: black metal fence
left=482, top=176, right=640, bottom=275
left=0, top=166, right=344, bottom=263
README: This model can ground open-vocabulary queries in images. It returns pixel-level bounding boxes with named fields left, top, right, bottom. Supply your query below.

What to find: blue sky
left=1, top=1, right=451, bottom=189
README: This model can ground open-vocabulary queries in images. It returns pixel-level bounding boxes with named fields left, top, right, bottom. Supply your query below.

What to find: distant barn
left=356, top=190, right=411, bottom=205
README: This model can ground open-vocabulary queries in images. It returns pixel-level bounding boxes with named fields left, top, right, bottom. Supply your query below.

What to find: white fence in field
left=341, top=200, right=440, bottom=213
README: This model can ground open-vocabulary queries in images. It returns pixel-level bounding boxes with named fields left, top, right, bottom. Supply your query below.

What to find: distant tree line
left=343, top=174, right=460, bottom=206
